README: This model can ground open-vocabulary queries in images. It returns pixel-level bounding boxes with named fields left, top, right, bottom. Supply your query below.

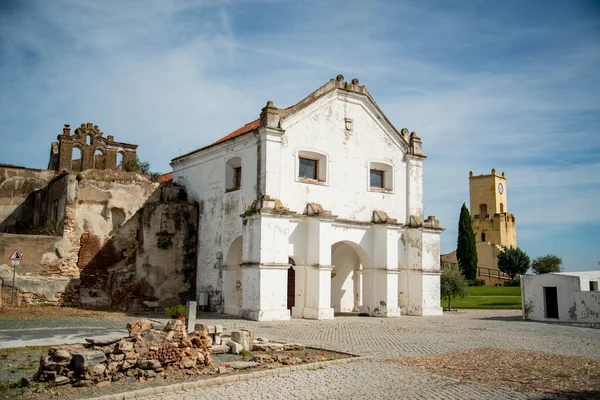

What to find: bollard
left=186, top=301, right=197, bottom=332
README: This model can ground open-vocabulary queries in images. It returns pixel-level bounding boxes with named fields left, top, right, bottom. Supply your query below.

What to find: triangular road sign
left=9, top=249, right=23, bottom=261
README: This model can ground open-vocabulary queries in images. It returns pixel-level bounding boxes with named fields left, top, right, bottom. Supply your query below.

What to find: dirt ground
left=390, top=347, right=600, bottom=399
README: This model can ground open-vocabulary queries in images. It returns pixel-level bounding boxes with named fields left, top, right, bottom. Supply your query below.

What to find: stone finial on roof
left=260, top=100, right=281, bottom=129
left=409, top=132, right=423, bottom=156
left=336, top=74, right=345, bottom=82
left=63, top=124, right=71, bottom=136
left=491, top=168, right=496, bottom=175
left=423, top=215, right=441, bottom=229
left=351, top=78, right=359, bottom=85
left=400, top=128, right=409, bottom=141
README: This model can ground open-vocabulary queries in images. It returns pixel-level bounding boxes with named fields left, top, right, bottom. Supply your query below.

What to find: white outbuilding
left=171, top=75, right=444, bottom=321
left=521, top=271, right=600, bottom=324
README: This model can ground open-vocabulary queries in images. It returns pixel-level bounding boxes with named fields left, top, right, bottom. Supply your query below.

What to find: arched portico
left=223, top=236, right=242, bottom=316
left=331, top=241, right=364, bottom=313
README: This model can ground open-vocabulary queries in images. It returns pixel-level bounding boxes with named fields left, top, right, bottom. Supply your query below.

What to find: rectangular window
left=233, top=167, right=242, bottom=189
left=299, top=157, right=318, bottom=180
left=590, top=281, right=598, bottom=291
left=370, top=169, right=384, bottom=189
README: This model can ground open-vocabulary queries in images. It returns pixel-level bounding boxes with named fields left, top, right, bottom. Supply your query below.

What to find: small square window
left=590, top=281, right=598, bottom=291
left=299, top=157, right=318, bottom=180
left=370, top=169, right=384, bottom=189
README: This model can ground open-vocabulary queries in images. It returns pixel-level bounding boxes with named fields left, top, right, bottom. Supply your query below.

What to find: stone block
left=227, top=341, right=243, bottom=355
left=229, top=361, right=259, bottom=370
left=49, top=349, right=72, bottom=362
left=71, top=351, right=107, bottom=369
left=115, top=340, right=134, bottom=353
left=86, top=363, right=106, bottom=377
left=210, top=344, right=229, bottom=354
left=214, top=334, right=222, bottom=345
left=85, top=336, right=122, bottom=346
left=138, top=359, right=161, bottom=370
left=231, top=331, right=250, bottom=351
left=54, top=375, right=69, bottom=385
left=215, top=325, right=223, bottom=334
left=186, top=301, right=197, bottom=332
left=127, top=319, right=157, bottom=336
left=251, top=343, right=283, bottom=352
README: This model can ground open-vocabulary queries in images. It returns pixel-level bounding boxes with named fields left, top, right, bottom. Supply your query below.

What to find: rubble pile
left=33, top=318, right=317, bottom=388
left=34, top=319, right=214, bottom=387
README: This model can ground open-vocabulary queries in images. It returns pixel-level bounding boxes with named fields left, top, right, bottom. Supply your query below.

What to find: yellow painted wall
left=469, top=169, right=508, bottom=217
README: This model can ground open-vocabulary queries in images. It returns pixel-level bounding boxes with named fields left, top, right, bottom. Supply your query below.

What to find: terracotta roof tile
left=158, top=172, right=173, bottom=183
left=212, top=119, right=260, bottom=146
left=172, top=119, right=260, bottom=162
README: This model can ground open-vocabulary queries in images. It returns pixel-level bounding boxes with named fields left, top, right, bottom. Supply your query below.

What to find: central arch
left=331, top=241, right=367, bottom=313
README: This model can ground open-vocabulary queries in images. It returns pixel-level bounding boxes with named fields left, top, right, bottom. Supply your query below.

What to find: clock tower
left=468, top=169, right=516, bottom=248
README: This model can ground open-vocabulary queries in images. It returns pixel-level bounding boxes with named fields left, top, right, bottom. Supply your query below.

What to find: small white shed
left=521, top=271, right=600, bottom=324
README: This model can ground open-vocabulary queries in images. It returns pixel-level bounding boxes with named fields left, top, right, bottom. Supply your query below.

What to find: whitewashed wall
left=172, top=135, right=258, bottom=297
left=522, top=272, right=600, bottom=323
left=278, top=91, right=410, bottom=221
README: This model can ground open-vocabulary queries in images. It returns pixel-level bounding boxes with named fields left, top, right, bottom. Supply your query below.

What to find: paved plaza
left=137, top=310, right=599, bottom=400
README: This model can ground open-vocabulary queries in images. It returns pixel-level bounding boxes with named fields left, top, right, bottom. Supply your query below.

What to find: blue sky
left=0, top=0, right=598, bottom=271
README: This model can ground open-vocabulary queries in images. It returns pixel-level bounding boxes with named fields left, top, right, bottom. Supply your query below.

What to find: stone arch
left=479, top=203, right=488, bottom=218
left=331, top=240, right=366, bottom=313
left=71, top=145, right=83, bottom=172
left=94, top=148, right=105, bottom=169
left=223, top=236, right=243, bottom=316
left=116, top=151, right=125, bottom=170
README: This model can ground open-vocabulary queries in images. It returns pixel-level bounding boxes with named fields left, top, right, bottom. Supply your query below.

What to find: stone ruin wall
left=0, top=165, right=57, bottom=233
left=0, top=168, right=198, bottom=309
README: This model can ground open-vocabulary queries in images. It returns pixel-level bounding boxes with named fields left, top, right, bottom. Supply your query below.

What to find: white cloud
left=0, top=0, right=598, bottom=270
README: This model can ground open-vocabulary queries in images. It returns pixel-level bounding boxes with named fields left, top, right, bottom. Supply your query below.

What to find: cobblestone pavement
left=144, top=310, right=599, bottom=400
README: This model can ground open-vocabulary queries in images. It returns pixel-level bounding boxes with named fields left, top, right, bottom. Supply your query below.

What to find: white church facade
left=171, top=75, right=443, bottom=321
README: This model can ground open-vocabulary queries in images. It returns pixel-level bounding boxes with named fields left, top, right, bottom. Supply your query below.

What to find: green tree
left=440, top=266, right=468, bottom=310
left=121, top=156, right=161, bottom=180
left=457, top=203, right=478, bottom=280
left=497, top=246, right=530, bottom=280
left=531, top=254, right=562, bottom=274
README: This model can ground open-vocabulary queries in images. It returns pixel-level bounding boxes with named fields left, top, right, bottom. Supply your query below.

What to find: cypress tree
left=457, top=203, right=478, bottom=280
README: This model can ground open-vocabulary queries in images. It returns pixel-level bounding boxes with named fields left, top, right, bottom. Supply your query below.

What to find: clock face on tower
left=498, top=183, right=504, bottom=194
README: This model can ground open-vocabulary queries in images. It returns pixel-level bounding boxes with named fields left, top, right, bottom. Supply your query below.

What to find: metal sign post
left=11, top=260, right=18, bottom=307
left=8, top=249, right=23, bottom=307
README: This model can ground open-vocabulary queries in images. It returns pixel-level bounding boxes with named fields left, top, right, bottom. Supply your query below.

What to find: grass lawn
left=467, top=286, right=521, bottom=296
left=443, top=296, right=522, bottom=309
left=441, top=285, right=522, bottom=309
